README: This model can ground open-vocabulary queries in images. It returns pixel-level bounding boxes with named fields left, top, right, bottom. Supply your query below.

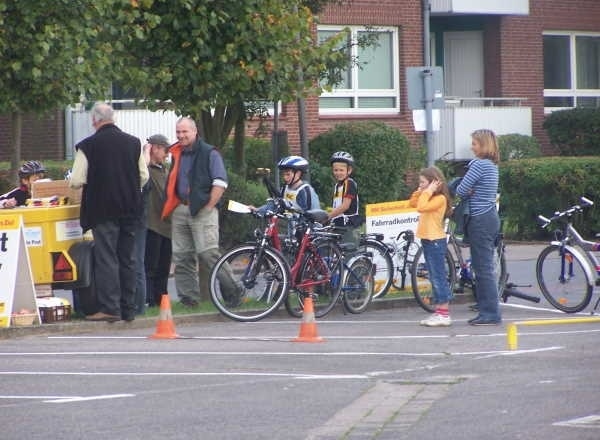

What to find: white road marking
left=0, top=347, right=561, bottom=358
left=553, top=414, right=600, bottom=428
left=0, top=394, right=135, bottom=403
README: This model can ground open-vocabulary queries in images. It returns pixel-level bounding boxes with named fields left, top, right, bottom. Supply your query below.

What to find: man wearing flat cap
left=144, top=134, right=173, bottom=307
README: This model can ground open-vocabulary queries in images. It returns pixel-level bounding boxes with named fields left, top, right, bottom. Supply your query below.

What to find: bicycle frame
left=550, top=220, right=599, bottom=286
left=256, top=209, right=338, bottom=293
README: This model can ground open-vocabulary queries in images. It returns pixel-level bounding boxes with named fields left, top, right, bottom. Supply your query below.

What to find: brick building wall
left=247, top=0, right=424, bottom=155
left=500, top=0, right=600, bottom=153
left=0, top=109, right=65, bottom=162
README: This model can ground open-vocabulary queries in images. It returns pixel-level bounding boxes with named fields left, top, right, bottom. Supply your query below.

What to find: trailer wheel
left=68, top=241, right=98, bottom=316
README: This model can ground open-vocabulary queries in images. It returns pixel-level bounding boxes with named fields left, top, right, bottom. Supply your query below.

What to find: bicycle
left=285, top=240, right=375, bottom=317
left=411, top=219, right=508, bottom=313
left=263, top=170, right=375, bottom=315
left=536, top=196, right=600, bottom=313
left=362, top=230, right=420, bottom=299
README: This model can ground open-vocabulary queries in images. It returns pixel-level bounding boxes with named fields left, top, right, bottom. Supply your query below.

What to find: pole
left=422, top=0, right=435, bottom=166
left=271, top=100, right=280, bottom=185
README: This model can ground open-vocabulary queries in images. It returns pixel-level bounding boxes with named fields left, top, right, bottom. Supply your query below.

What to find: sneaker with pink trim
left=420, top=313, right=451, bottom=327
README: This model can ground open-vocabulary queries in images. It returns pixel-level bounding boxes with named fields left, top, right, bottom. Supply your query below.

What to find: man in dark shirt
left=70, top=102, right=149, bottom=322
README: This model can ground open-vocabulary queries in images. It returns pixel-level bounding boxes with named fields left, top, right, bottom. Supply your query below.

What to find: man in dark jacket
left=162, top=117, right=238, bottom=307
left=70, top=102, right=149, bottom=322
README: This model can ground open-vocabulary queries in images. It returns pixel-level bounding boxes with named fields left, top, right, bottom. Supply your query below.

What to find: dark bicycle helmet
left=18, top=160, right=46, bottom=178
left=330, top=151, right=354, bottom=166
left=277, top=155, right=309, bottom=172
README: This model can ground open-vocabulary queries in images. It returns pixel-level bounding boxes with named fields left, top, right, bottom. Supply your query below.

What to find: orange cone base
left=150, top=320, right=179, bottom=339
left=149, top=294, right=179, bottom=339
left=293, top=322, right=324, bottom=343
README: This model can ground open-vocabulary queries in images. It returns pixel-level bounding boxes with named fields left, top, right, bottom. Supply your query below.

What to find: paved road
left=1, top=243, right=599, bottom=439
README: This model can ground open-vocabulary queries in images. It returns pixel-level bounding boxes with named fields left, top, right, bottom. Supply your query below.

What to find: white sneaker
left=420, top=313, right=451, bottom=327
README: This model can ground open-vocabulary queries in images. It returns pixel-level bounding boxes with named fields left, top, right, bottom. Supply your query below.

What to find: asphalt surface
left=2, top=242, right=600, bottom=440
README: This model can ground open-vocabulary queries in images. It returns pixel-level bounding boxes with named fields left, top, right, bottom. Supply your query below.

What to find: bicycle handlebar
left=537, top=196, right=594, bottom=228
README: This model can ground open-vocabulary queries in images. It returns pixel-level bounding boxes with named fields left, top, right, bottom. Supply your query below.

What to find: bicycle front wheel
left=411, top=246, right=456, bottom=313
left=536, top=245, right=593, bottom=313
left=209, top=245, right=289, bottom=322
left=362, top=239, right=393, bottom=299
left=342, top=255, right=374, bottom=314
left=390, top=239, right=420, bottom=292
left=284, top=239, right=343, bottom=318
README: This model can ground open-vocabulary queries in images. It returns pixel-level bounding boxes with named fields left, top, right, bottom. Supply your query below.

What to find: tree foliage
left=118, top=0, right=349, bottom=147
left=0, top=0, right=126, bottom=178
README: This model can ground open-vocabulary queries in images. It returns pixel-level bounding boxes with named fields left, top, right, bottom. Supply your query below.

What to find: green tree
left=0, top=1, right=128, bottom=180
left=118, top=0, right=349, bottom=154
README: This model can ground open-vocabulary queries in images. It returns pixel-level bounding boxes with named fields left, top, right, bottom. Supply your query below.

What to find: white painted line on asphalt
left=0, top=347, right=562, bottom=358
left=0, top=395, right=79, bottom=399
left=0, top=394, right=135, bottom=404
left=0, top=371, right=368, bottom=379
left=44, top=394, right=135, bottom=403
left=553, top=414, right=600, bottom=428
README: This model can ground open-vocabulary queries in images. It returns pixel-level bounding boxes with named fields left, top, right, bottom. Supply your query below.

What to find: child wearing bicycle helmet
left=276, top=155, right=319, bottom=211
left=328, top=151, right=362, bottom=246
left=409, top=166, right=453, bottom=327
left=0, top=160, right=46, bottom=208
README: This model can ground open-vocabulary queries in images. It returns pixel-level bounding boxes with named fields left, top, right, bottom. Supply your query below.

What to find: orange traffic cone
left=293, top=295, right=324, bottom=342
left=150, top=294, right=179, bottom=339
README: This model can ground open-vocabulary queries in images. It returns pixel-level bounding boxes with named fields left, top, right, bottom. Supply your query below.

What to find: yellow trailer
left=0, top=180, right=97, bottom=316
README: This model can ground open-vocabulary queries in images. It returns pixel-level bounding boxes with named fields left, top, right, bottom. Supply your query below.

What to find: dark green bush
left=497, top=133, right=541, bottom=161
left=308, top=121, right=412, bottom=211
left=543, top=108, right=600, bottom=156
left=222, top=137, right=289, bottom=179
left=499, top=156, right=600, bottom=239
left=219, top=171, right=269, bottom=249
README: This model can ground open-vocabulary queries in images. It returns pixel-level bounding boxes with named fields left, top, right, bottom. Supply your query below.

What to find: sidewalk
left=0, top=242, right=546, bottom=339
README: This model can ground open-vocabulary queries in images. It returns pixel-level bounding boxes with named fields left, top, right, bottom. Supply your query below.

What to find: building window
left=318, top=26, right=399, bottom=114
left=543, top=32, right=600, bottom=111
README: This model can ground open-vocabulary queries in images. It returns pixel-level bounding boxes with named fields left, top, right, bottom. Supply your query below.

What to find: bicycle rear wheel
left=362, top=239, right=393, bottom=299
left=411, top=246, right=456, bottom=313
left=284, top=239, right=343, bottom=318
left=342, top=255, right=374, bottom=314
left=536, top=245, right=593, bottom=313
left=209, top=245, right=289, bottom=322
left=495, top=241, right=508, bottom=299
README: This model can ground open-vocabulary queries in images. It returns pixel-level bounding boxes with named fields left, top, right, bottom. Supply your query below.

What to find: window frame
left=318, top=25, right=400, bottom=115
left=543, top=31, right=600, bottom=113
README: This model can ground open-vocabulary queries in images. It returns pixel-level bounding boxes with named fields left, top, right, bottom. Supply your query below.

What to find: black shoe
left=224, top=287, right=243, bottom=308
left=468, top=303, right=479, bottom=312
left=179, top=297, right=199, bottom=308
left=469, top=317, right=501, bottom=326
left=85, top=312, right=121, bottom=322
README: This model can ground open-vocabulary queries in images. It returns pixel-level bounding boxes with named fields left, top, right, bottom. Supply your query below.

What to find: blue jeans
left=467, top=208, right=501, bottom=321
left=421, top=238, right=453, bottom=305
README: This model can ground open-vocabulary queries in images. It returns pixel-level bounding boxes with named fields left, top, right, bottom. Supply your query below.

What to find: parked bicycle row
left=4, top=111, right=597, bottom=329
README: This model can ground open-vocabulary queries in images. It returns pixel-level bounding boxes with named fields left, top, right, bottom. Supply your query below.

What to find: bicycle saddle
left=304, top=209, right=329, bottom=225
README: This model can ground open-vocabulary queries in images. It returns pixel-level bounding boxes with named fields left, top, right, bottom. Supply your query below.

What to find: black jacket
left=76, top=124, right=142, bottom=231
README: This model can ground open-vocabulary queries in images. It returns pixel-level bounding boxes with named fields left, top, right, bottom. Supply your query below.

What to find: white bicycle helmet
left=330, top=151, right=354, bottom=166
left=277, top=155, right=309, bottom=172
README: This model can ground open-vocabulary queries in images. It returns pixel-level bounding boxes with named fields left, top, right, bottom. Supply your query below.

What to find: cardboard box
left=31, top=180, right=81, bottom=204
